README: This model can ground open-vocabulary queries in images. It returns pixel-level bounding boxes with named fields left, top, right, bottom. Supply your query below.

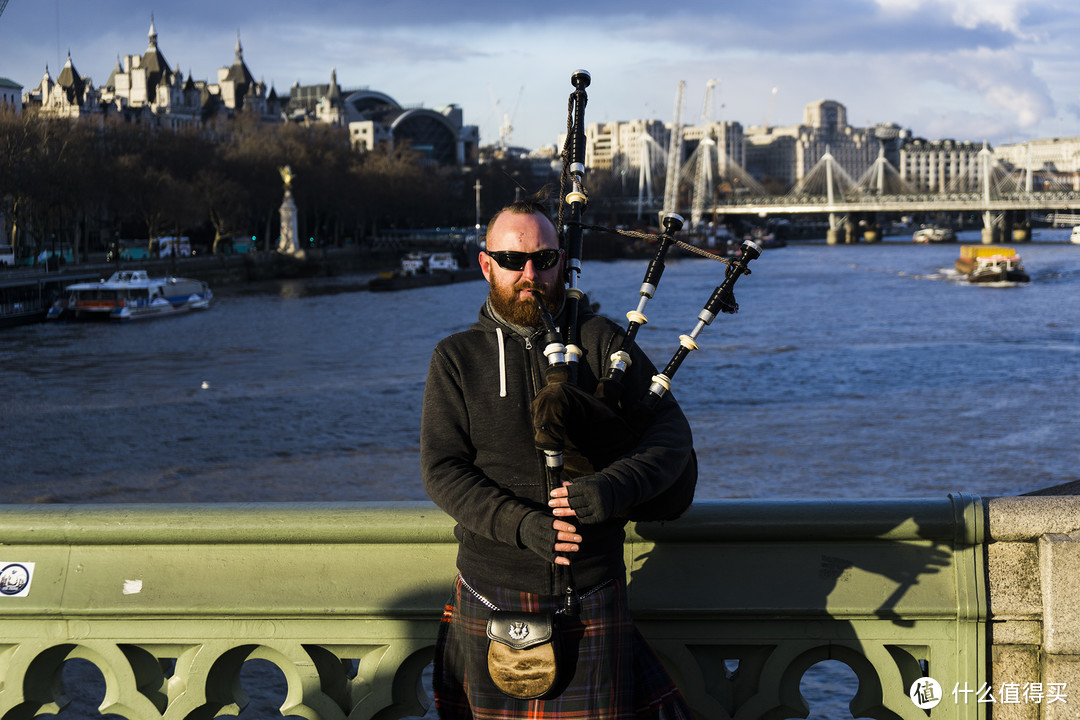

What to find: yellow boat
left=956, top=245, right=1014, bottom=274
left=955, top=246, right=1029, bottom=283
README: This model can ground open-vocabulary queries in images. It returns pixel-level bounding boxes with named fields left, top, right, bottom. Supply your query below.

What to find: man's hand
left=553, top=519, right=580, bottom=566
left=518, top=511, right=581, bottom=565
left=549, top=477, right=615, bottom=525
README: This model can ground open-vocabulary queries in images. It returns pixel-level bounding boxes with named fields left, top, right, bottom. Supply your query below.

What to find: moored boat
left=1070, top=226, right=1080, bottom=244
left=913, top=226, right=957, bottom=243
left=0, top=273, right=100, bottom=328
left=368, top=251, right=482, bottom=291
left=955, top=246, right=1029, bottom=284
left=741, top=226, right=786, bottom=249
left=47, top=270, right=213, bottom=321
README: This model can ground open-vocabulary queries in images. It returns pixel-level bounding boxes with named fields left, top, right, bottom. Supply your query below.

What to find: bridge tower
left=978, top=143, right=1001, bottom=245
left=817, top=149, right=851, bottom=244
left=662, top=81, right=685, bottom=220
left=637, top=134, right=661, bottom=220
left=690, top=79, right=719, bottom=229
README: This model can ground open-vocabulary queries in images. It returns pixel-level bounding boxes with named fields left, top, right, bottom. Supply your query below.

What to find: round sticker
left=0, top=564, right=31, bottom=596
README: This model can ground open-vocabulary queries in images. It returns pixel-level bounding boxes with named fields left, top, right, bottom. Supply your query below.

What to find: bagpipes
left=532, top=70, right=764, bottom=527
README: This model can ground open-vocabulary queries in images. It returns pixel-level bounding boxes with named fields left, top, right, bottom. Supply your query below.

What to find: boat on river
left=0, top=273, right=100, bottom=328
left=1070, top=226, right=1080, bottom=244
left=47, top=270, right=213, bottom=321
left=744, top=226, right=786, bottom=249
left=955, top=246, right=1029, bottom=284
left=368, top=251, right=482, bottom=291
left=913, top=226, right=957, bottom=243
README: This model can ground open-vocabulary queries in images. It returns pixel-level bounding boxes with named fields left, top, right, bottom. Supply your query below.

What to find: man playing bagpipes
left=420, top=192, right=696, bottom=719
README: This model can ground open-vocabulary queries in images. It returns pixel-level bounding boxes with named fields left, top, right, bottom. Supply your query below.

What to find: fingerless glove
left=517, top=511, right=558, bottom=561
left=565, top=476, right=615, bottom=524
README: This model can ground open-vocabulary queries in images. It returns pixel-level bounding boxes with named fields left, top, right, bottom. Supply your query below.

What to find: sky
left=2, top=0, right=1079, bottom=152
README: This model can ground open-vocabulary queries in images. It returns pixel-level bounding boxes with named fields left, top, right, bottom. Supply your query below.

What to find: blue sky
left=2, top=0, right=1078, bottom=151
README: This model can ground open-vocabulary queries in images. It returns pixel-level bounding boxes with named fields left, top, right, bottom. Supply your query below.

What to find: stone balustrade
left=0, top=494, right=1071, bottom=719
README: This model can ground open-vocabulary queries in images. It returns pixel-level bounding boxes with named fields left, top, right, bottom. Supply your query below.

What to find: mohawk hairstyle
left=487, top=186, right=556, bottom=232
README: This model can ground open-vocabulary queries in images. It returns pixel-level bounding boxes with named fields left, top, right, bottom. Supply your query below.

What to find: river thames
left=2, top=228, right=1078, bottom=718
left=3, top=228, right=1078, bottom=503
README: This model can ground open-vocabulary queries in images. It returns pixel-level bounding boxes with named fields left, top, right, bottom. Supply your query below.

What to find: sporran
left=485, top=610, right=560, bottom=699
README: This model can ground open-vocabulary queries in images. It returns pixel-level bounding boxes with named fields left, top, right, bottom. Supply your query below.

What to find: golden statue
left=279, top=165, right=294, bottom=189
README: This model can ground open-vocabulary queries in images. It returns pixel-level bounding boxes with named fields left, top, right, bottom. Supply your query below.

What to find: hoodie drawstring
left=496, top=327, right=507, bottom=398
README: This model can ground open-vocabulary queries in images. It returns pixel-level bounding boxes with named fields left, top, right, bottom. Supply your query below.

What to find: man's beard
left=489, top=275, right=565, bottom=327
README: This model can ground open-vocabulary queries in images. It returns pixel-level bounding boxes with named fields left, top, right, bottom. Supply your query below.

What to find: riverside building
left=897, top=138, right=987, bottom=193
left=23, top=19, right=281, bottom=127
left=0, top=77, right=23, bottom=115
left=572, top=97, right=1067, bottom=198
left=576, top=99, right=907, bottom=194
left=744, top=100, right=906, bottom=190
left=580, top=118, right=745, bottom=175
left=19, top=18, right=478, bottom=167
left=994, top=137, right=1080, bottom=190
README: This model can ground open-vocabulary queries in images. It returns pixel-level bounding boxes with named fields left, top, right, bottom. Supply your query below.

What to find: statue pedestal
left=277, top=190, right=304, bottom=259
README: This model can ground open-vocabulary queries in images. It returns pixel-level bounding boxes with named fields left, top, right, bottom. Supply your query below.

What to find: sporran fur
left=486, top=610, right=559, bottom=699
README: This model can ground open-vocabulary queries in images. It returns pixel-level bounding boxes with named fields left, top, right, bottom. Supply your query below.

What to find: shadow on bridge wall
left=627, top=494, right=983, bottom=720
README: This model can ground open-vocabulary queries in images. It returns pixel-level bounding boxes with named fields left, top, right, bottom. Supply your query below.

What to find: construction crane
left=489, top=84, right=524, bottom=150
left=662, top=80, right=685, bottom=219
left=691, top=79, right=719, bottom=228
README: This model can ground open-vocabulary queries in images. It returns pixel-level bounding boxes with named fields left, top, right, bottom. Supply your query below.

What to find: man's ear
left=479, top=251, right=494, bottom=282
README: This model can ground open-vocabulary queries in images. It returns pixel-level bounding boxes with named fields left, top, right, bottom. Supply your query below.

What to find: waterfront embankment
left=0, top=246, right=406, bottom=289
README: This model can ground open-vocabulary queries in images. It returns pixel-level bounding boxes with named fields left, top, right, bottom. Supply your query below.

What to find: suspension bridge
left=603, top=138, right=1080, bottom=244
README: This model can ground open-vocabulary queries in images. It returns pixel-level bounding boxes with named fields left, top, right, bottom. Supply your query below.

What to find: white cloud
left=946, top=47, right=1053, bottom=127
left=871, top=0, right=1031, bottom=35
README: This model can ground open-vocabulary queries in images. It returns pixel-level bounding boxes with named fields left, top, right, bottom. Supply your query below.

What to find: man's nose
left=521, top=258, right=538, bottom=279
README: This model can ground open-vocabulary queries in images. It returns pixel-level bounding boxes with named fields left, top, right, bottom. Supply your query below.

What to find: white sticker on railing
left=123, top=579, right=143, bottom=595
left=0, top=563, right=35, bottom=598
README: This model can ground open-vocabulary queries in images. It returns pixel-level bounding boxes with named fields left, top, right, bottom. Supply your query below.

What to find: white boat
left=1070, top=226, right=1080, bottom=244
left=397, top=251, right=460, bottom=275
left=47, top=270, right=213, bottom=321
left=955, top=245, right=1029, bottom=283
left=368, top=251, right=481, bottom=291
left=399, top=251, right=428, bottom=275
left=966, top=254, right=1030, bottom=284
left=426, top=252, right=460, bottom=272
left=913, top=226, right=957, bottom=243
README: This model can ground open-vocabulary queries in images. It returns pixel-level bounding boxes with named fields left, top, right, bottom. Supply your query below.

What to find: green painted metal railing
left=0, top=495, right=985, bottom=719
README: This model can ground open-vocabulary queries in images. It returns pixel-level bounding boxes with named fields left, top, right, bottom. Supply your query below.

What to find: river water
left=3, top=227, right=1079, bottom=717
left=4, top=228, right=1078, bottom=503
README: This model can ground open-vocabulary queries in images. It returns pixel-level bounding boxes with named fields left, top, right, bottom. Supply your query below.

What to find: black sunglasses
left=483, top=249, right=562, bottom=271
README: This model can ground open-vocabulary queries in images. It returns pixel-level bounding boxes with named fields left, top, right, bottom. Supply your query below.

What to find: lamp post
left=474, top=179, right=482, bottom=247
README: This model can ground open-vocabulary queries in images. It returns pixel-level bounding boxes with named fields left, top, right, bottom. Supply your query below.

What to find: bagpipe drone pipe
left=531, top=70, right=764, bottom=528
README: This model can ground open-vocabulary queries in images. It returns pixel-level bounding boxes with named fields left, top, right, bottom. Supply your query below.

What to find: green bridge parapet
left=0, top=493, right=1063, bottom=720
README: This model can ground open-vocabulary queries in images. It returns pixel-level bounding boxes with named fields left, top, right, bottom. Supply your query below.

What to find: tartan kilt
left=433, top=574, right=693, bottom=720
